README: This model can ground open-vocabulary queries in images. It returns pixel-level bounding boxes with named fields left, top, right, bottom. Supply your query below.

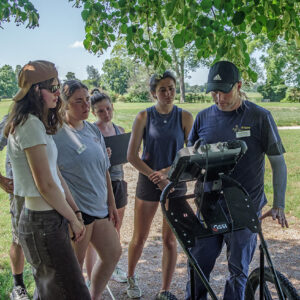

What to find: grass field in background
left=0, top=99, right=299, bottom=298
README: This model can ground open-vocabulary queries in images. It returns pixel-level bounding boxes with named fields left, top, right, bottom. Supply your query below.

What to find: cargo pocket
left=19, top=232, right=41, bottom=268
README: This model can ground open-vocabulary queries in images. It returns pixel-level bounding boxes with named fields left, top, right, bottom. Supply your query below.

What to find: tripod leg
left=190, top=263, right=195, bottom=300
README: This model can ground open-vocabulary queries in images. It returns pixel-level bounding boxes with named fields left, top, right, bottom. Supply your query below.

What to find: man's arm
left=260, top=154, right=288, bottom=228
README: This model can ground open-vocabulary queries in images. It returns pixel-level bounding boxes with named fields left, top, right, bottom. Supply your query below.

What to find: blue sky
left=0, top=0, right=208, bottom=85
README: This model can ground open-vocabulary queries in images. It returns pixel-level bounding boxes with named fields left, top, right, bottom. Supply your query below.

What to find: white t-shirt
left=7, top=114, right=64, bottom=197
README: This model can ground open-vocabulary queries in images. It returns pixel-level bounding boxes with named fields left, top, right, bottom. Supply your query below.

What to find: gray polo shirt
left=54, top=121, right=110, bottom=218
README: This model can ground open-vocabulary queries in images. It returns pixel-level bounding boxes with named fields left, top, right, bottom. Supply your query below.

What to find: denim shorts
left=9, top=194, right=25, bottom=244
left=18, top=208, right=91, bottom=300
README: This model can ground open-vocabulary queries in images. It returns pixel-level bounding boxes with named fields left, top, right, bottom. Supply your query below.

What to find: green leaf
left=266, top=19, right=276, bottom=32
left=176, top=13, right=184, bottom=24
left=162, top=50, right=172, bottom=63
left=119, top=0, right=126, bottom=8
left=91, top=45, right=98, bottom=54
left=120, top=23, right=127, bottom=34
left=109, top=34, right=116, bottom=42
left=232, top=11, right=246, bottom=26
left=201, top=0, right=212, bottom=11
left=149, top=49, right=155, bottom=60
left=213, top=0, right=222, bottom=9
left=173, top=33, right=185, bottom=48
left=257, top=15, right=266, bottom=25
left=195, top=38, right=203, bottom=49
left=161, top=40, right=168, bottom=48
left=81, top=9, right=89, bottom=21
left=251, top=22, right=262, bottom=34
left=83, top=39, right=91, bottom=50
left=166, top=0, right=176, bottom=17
left=244, top=52, right=250, bottom=65
left=248, top=69, right=258, bottom=82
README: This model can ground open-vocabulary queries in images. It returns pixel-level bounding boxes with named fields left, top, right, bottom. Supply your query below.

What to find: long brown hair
left=5, top=78, right=63, bottom=137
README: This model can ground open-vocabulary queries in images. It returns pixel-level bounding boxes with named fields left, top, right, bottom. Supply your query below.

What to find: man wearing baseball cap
left=186, top=61, right=288, bottom=299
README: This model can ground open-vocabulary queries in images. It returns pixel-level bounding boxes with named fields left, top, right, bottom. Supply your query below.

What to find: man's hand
left=260, top=207, right=289, bottom=228
left=0, top=175, right=13, bottom=194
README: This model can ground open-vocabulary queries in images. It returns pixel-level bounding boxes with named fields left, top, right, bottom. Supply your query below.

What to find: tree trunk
left=169, top=40, right=185, bottom=103
left=179, top=57, right=185, bottom=103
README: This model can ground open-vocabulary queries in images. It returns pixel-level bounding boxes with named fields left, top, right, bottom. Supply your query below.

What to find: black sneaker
left=10, top=286, right=29, bottom=300
left=155, top=291, right=178, bottom=300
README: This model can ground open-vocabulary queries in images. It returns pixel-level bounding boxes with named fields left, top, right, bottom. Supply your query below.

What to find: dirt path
left=101, top=163, right=300, bottom=299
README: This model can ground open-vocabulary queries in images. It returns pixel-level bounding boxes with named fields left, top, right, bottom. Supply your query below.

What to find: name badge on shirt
left=236, top=130, right=250, bottom=138
left=77, top=144, right=87, bottom=154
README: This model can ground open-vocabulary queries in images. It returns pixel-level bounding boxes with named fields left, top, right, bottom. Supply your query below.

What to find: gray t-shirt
left=8, top=114, right=64, bottom=197
left=53, top=121, right=110, bottom=218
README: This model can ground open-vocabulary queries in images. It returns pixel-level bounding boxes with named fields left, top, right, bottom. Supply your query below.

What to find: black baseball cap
left=206, top=61, right=241, bottom=94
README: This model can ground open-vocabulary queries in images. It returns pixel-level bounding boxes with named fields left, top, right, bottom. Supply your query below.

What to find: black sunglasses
left=38, top=84, right=60, bottom=94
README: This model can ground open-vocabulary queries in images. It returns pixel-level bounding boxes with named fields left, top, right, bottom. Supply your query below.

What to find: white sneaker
left=111, top=266, right=127, bottom=283
left=10, top=286, right=29, bottom=300
left=127, top=275, right=142, bottom=298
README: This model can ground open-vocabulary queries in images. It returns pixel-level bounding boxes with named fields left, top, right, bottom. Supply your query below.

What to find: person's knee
left=131, top=233, right=148, bottom=248
left=162, top=235, right=177, bottom=250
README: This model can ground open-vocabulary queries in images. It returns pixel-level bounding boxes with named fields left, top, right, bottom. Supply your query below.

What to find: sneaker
left=127, top=275, right=142, bottom=298
left=111, top=266, right=127, bottom=283
left=10, top=286, right=29, bottom=300
left=155, top=291, right=178, bottom=300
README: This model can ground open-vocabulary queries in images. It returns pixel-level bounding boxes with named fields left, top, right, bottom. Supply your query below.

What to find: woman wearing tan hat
left=5, top=60, right=91, bottom=300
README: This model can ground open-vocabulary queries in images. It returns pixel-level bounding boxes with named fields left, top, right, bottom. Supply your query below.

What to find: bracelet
left=74, top=210, right=82, bottom=214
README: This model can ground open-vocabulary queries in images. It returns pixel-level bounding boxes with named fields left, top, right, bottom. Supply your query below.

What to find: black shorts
left=136, top=173, right=187, bottom=202
left=81, top=212, right=109, bottom=226
left=112, top=180, right=128, bottom=209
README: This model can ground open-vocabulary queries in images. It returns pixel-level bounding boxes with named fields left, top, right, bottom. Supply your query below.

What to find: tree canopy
left=0, top=0, right=39, bottom=29
left=0, top=65, right=18, bottom=99
left=71, top=0, right=300, bottom=81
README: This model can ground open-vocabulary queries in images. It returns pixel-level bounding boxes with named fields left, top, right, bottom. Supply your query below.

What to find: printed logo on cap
left=213, top=74, right=222, bottom=80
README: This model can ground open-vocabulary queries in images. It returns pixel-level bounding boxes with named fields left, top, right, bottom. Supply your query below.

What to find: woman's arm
left=56, top=166, right=83, bottom=222
left=182, top=110, right=194, bottom=145
left=25, top=144, right=85, bottom=241
left=127, top=110, right=154, bottom=176
left=106, top=170, right=119, bottom=228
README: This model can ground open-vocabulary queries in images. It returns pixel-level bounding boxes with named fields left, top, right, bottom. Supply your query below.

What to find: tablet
left=104, top=132, right=131, bottom=166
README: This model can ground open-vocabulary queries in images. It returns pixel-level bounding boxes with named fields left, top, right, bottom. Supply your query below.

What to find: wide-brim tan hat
left=13, top=60, right=58, bottom=102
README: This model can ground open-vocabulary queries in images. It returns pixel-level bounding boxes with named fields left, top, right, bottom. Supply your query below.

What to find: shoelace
left=14, top=287, right=28, bottom=299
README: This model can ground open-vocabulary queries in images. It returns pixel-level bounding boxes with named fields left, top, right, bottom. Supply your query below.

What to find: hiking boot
left=111, top=266, right=127, bottom=283
left=155, top=290, right=178, bottom=300
left=10, top=286, right=29, bottom=300
left=127, top=275, right=142, bottom=298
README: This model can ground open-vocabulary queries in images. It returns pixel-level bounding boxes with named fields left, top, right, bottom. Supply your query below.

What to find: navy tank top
left=141, top=105, right=185, bottom=170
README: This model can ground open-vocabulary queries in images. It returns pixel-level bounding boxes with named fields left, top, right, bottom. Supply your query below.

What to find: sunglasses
left=39, top=84, right=60, bottom=94
left=47, top=84, right=60, bottom=93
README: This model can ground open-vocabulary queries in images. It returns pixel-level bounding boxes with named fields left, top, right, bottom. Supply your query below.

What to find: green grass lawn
left=0, top=100, right=299, bottom=298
